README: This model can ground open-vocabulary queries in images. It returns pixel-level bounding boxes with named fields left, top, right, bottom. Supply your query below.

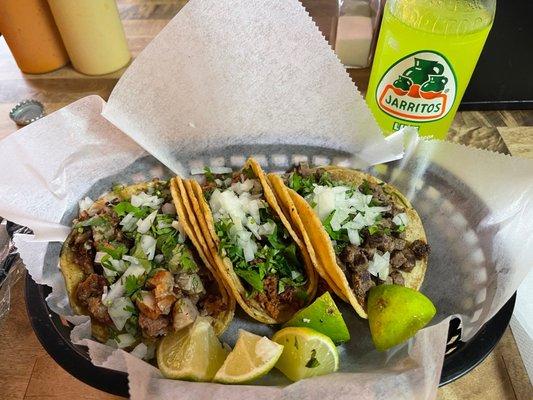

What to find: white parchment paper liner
left=0, top=0, right=531, bottom=399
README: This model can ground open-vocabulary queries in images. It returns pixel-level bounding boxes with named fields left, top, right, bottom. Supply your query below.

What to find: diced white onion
left=393, top=213, right=409, bottom=226
left=161, top=202, right=176, bottom=215
left=140, top=234, right=157, bottom=260
left=368, top=252, right=391, bottom=281
left=103, top=264, right=145, bottom=305
left=176, top=273, right=205, bottom=294
left=136, top=210, right=158, bottom=234
left=79, top=197, right=94, bottom=212
left=122, top=255, right=139, bottom=265
left=130, top=342, right=148, bottom=359
left=131, top=192, right=163, bottom=209
left=347, top=229, right=361, bottom=246
left=94, top=251, right=107, bottom=264
left=115, top=333, right=137, bottom=349
left=154, top=254, right=164, bottom=263
left=120, top=212, right=139, bottom=232
left=108, top=297, right=134, bottom=331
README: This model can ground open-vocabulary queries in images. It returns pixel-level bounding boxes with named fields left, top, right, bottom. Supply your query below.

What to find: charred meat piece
left=397, top=249, right=416, bottom=272
left=76, top=273, right=107, bottom=306
left=365, top=234, right=395, bottom=253
left=147, top=270, right=176, bottom=314
left=86, top=297, right=112, bottom=325
left=278, top=286, right=304, bottom=309
left=351, top=269, right=375, bottom=309
left=136, top=291, right=162, bottom=320
left=69, top=230, right=95, bottom=274
left=255, top=275, right=281, bottom=320
left=411, top=240, right=430, bottom=260
left=340, top=245, right=368, bottom=269
left=393, top=238, right=407, bottom=251
left=389, top=270, right=405, bottom=286
left=139, top=313, right=170, bottom=338
left=390, top=250, right=407, bottom=269
left=198, top=294, right=227, bottom=317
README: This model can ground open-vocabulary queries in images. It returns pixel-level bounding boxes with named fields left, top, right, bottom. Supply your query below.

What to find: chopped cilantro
left=124, top=275, right=144, bottom=299
left=235, top=268, right=264, bottom=292
left=204, top=166, right=215, bottom=183
left=359, top=180, right=373, bottom=195
left=98, top=242, right=127, bottom=259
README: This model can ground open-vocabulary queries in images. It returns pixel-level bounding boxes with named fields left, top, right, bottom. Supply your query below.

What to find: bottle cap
left=9, top=100, right=45, bottom=126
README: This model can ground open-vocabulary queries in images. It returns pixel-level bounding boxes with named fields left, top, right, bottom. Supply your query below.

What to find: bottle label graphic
left=375, top=51, right=457, bottom=122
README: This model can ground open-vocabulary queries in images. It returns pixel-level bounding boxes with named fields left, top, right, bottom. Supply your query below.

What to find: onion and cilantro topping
left=204, top=167, right=307, bottom=304
left=70, top=180, right=221, bottom=355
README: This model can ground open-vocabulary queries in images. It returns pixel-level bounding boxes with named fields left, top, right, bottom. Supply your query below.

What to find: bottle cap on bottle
left=9, top=100, right=45, bottom=126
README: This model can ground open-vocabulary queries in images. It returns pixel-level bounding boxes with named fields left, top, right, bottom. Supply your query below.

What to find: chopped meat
left=136, top=291, right=161, bottom=319
left=340, top=245, right=368, bottom=268
left=397, top=249, right=416, bottom=272
left=351, top=269, right=375, bottom=309
left=278, top=286, right=304, bottom=309
left=198, top=294, right=227, bottom=317
left=147, top=270, right=176, bottom=314
left=335, top=256, right=347, bottom=274
left=288, top=162, right=314, bottom=177
left=389, top=270, right=405, bottom=286
left=76, top=273, right=107, bottom=306
left=69, top=230, right=95, bottom=274
left=172, top=298, right=198, bottom=331
left=86, top=297, right=112, bottom=324
left=362, top=246, right=376, bottom=260
left=255, top=275, right=281, bottom=320
left=394, top=238, right=407, bottom=251
left=411, top=240, right=430, bottom=260
left=139, top=313, right=169, bottom=338
left=365, top=234, right=395, bottom=253
left=390, top=250, right=407, bottom=268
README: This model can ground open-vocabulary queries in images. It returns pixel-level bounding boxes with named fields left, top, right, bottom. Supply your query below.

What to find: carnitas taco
left=60, top=179, right=234, bottom=355
left=269, top=164, right=430, bottom=319
left=180, top=158, right=318, bottom=324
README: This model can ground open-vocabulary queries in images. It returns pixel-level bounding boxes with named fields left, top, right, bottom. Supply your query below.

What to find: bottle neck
left=387, top=0, right=496, bottom=35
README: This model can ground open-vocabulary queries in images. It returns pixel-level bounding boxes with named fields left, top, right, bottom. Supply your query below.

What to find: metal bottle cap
left=9, top=100, right=45, bottom=126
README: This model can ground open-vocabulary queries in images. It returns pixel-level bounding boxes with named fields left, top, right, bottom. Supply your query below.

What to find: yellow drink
left=367, top=0, right=495, bottom=139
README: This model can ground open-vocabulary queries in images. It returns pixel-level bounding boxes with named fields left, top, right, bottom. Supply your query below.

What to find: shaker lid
left=9, top=99, right=45, bottom=126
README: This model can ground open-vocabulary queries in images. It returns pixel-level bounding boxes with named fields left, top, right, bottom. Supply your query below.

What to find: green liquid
left=367, top=1, right=493, bottom=139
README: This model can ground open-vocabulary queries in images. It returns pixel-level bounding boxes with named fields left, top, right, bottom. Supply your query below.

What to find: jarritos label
left=376, top=51, right=457, bottom=122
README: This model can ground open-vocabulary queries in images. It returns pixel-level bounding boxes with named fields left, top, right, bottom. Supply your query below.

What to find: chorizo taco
left=60, top=179, right=234, bottom=355
left=268, top=164, right=430, bottom=319
left=180, top=158, right=318, bottom=324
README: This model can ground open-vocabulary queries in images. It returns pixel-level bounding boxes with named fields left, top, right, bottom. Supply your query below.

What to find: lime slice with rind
left=214, top=329, right=283, bottom=384
left=367, top=284, right=436, bottom=351
left=283, top=292, right=350, bottom=344
left=272, top=327, right=339, bottom=381
left=157, top=316, right=228, bottom=381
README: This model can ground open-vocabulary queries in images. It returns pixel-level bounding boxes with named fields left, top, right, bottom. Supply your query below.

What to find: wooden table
left=0, top=1, right=532, bottom=399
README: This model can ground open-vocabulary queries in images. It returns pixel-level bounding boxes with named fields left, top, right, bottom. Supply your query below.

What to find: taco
left=60, top=179, right=234, bottom=355
left=180, top=158, right=318, bottom=324
left=269, top=164, right=430, bottom=319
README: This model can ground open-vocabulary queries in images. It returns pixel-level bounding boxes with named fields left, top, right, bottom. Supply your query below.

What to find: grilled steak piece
left=86, top=297, right=112, bottom=325
left=397, top=249, right=416, bottom=272
left=198, top=294, right=227, bottom=317
left=366, top=234, right=395, bottom=253
left=411, top=240, right=430, bottom=259
left=69, top=230, right=95, bottom=274
left=351, top=269, right=375, bottom=309
left=76, top=273, right=107, bottom=306
left=389, top=270, right=405, bottom=286
left=139, top=313, right=170, bottom=338
left=255, top=275, right=281, bottom=320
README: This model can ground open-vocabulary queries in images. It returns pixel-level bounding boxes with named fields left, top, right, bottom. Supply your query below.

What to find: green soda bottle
left=366, top=0, right=496, bottom=139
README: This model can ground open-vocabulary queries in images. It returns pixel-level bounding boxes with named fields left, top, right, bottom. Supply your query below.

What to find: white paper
left=102, top=0, right=401, bottom=173
left=0, top=0, right=531, bottom=399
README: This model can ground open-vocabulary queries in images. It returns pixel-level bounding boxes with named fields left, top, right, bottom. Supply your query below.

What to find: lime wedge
left=157, top=316, right=228, bottom=381
left=283, top=292, right=350, bottom=344
left=213, top=330, right=284, bottom=384
left=367, top=284, right=436, bottom=351
left=272, top=327, right=339, bottom=381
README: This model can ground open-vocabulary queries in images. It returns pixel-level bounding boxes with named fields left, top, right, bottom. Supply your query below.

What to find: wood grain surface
left=0, top=1, right=531, bottom=399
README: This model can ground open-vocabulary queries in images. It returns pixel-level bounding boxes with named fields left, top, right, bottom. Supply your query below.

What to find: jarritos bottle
left=366, top=0, right=496, bottom=139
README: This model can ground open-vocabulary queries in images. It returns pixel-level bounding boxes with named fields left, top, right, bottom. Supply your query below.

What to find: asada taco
left=179, top=158, right=318, bottom=324
left=60, top=179, right=234, bottom=355
left=269, top=164, right=430, bottom=319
